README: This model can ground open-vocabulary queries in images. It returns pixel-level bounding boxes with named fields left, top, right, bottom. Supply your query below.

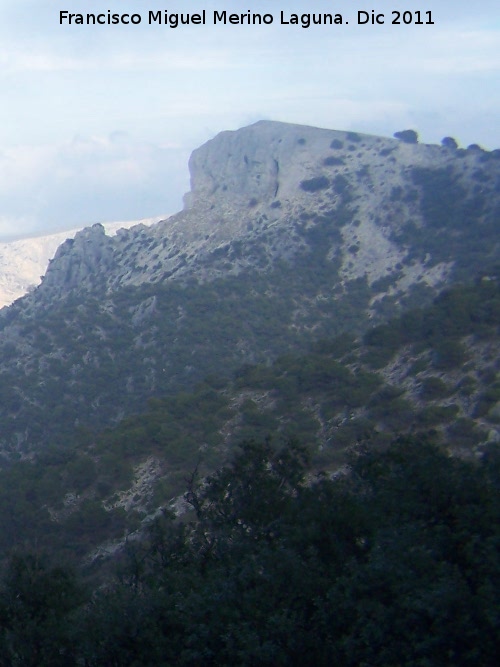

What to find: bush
left=432, top=340, right=468, bottom=370
left=323, top=156, right=345, bottom=166
left=441, top=136, right=458, bottom=150
left=419, top=376, right=452, bottom=400
left=300, top=176, right=330, bottom=192
left=332, top=174, right=350, bottom=194
left=346, top=131, right=361, bottom=142
left=394, top=129, right=419, bottom=144
left=416, top=404, right=459, bottom=426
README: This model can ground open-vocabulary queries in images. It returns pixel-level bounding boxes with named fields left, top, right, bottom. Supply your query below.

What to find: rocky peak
left=185, top=120, right=336, bottom=205
left=0, top=217, right=161, bottom=309
left=41, top=223, right=116, bottom=294
left=15, top=120, right=500, bottom=310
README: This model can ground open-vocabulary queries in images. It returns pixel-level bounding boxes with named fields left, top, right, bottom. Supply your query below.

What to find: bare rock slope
left=0, top=218, right=161, bottom=308
left=34, top=121, right=499, bottom=303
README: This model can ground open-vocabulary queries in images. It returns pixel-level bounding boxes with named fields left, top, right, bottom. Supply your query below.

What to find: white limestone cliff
left=0, top=217, right=163, bottom=308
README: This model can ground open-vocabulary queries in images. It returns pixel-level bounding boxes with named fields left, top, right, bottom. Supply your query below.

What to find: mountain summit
left=28, top=121, right=499, bottom=306
left=0, top=120, right=499, bottom=453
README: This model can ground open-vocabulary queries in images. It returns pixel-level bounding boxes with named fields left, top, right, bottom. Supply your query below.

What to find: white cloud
left=0, top=214, right=38, bottom=238
left=399, top=30, right=500, bottom=75
left=0, top=46, right=238, bottom=74
left=0, top=135, right=188, bottom=237
left=0, top=0, right=498, bottom=235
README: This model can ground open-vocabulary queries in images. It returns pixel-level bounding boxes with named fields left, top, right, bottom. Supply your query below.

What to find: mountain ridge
left=0, top=120, right=498, bottom=454
left=18, top=120, right=497, bottom=319
left=0, top=217, right=163, bottom=309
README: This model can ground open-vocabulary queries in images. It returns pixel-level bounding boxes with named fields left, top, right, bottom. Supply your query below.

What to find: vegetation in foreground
left=0, top=436, right=498, bottom=666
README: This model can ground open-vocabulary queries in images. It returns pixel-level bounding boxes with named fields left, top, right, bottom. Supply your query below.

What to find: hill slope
left=0, top=121, right=499, bottom=453
left=0, top=273, right=498, bottom=562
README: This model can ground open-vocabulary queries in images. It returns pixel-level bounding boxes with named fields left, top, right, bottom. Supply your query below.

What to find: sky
left=0, top=0, right=498, bottom=238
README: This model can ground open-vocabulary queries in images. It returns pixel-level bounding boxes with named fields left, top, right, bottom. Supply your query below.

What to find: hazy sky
left=0, top=0, right=498, bottom=237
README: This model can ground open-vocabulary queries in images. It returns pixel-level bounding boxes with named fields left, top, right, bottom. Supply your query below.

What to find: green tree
left=394, top=129, right=419, bottom=144
left=187, top=438, right=309, bottom=550
left=0, top=552, right=84, bottom=666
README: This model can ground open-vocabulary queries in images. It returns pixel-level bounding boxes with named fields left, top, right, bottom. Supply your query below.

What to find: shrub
left=346, top=131, right=361, bottom=142
left=300, top=176, right=330, bottom=192
left=394, top=129, right=419, bottom=144
left=441, top=136, right=458, bottom=150
left=332, top=174, right=350, bottom=194
left=420, top=376, right=452, bottom=400
left=323, top=156, right=345, bottom=166
left=467, top=143, right=484, bottom=152
left=379, top=146, right=395, bottom=157
left=432, top=340, right=468, bottom=370
left=416, top=404, right=459, bottom=426
left=456, top=375, right=476, bottom=397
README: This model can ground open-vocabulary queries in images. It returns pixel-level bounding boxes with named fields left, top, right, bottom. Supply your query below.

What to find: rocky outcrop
left=25, top=120, right=499, bottom=306
left=0, top=218, right=160, bottom=309
left=42, top=224, right=116, bottom=293
left=185, top=120, right=337, bottom=205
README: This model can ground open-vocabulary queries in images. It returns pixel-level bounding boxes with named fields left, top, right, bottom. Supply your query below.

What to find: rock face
left=42, top=225, right=116, bottom=292
left=29, top=120, right=499, bottom=305
left=0, top=120, right=499, bottom=453
left=0, top=218, right=161, bottom=308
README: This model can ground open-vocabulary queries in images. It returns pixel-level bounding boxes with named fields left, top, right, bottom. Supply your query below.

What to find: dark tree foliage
left=394, top=129, right=419, bottom=144
left=441, top=136, right=459, bottom=150
left=345, top=132, right=361, bottom=143
left=1, top=437, right=497, bottom=666
left=299, top=175, right=330, bottom=192
left=467, top=143, right=484, bottom=152
left=0, top=553, right=84, bottom=666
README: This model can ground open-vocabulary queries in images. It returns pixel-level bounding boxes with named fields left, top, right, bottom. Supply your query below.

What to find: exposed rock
left=26, top=120, right=498, bottom=306
left=0, top=217, right=161, bottom=308
left=0, top=120, right=498, bottom=454
left=130, top=296, right=158, bottom=327
left=42, top=224, right=116, bottom=293
left=104, top=456, right=162, bottom=513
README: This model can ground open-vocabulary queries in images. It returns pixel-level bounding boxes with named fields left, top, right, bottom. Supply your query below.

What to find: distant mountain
left=0, top=120, right=499, bottom=455
left=0, top=217, right=163, bottom=309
